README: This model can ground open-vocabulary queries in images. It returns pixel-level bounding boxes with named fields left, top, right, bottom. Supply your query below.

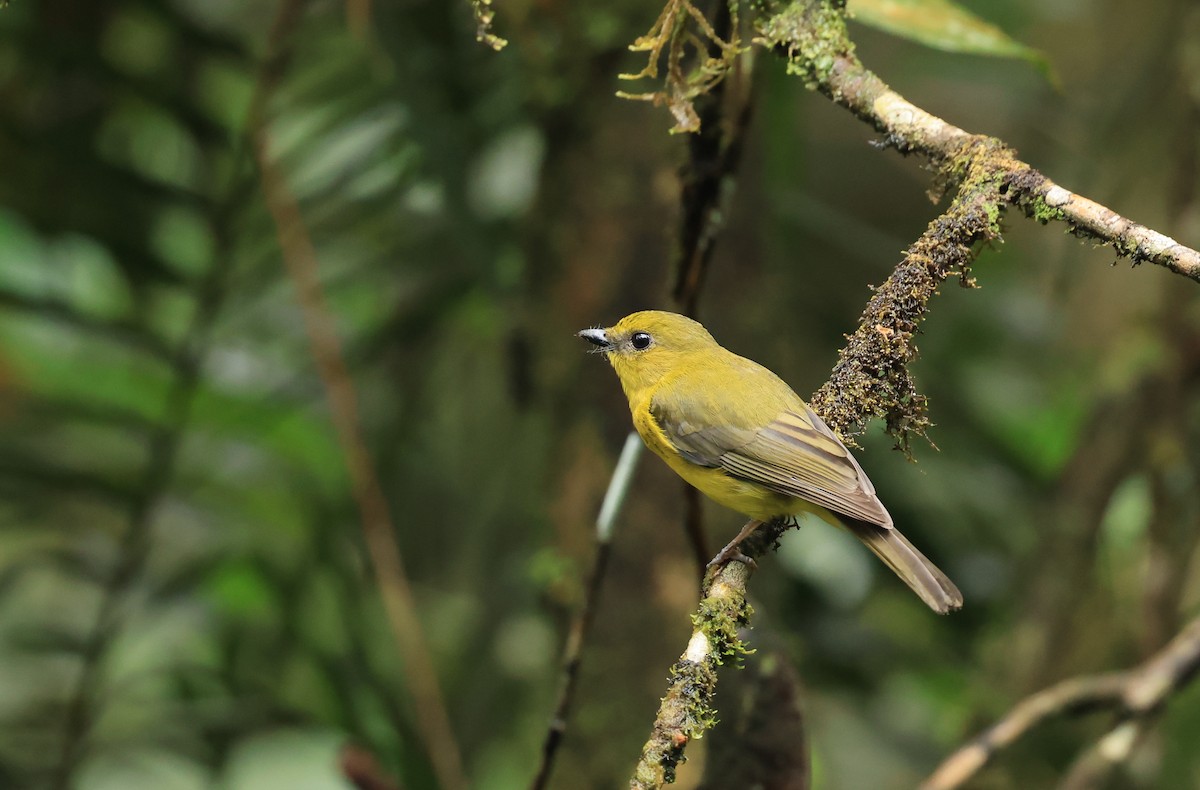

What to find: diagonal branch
left=669, top=1, right=755, bottom=575
left=752, top=0, right=1198, bottom=445
left=535, top=13, right=755, bottom=787
left=809, top=150, right=1003, bottom=447
left=756, top=0, right=1200, bottom=282
left=922, top=615, right=1200, bottom=790
left=630, top=518, right=793, bottom=789
left=250, top=2, right=466, bottom=788
left=623, top=2, right=1200, bottom=787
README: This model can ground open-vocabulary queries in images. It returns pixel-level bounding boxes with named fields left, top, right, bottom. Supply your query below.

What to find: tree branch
left=530, top=433, right=642, bottom=790
left=754, top=0, right=1199, bottom=447
left=922, top=615, right=1200, bottom=790
left=251, top=2, right=466, bottom=788
left=630, top=518, right=793, bottom=789
left=756, top=0, right=1200, bottom=282
left=809, top=152, right=1000, bottom=447
left=669, top=3, right=755, bottom=575
left=623, top=1, right=1200, bottom=786
left=537, top=15, right=756, bottom=786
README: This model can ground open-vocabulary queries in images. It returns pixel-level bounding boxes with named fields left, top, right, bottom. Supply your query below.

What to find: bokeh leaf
left=848, top=0, right=1056, bottom=83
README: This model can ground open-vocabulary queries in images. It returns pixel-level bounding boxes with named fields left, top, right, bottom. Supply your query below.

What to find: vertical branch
left=630, top=518, right=793, bottom=789
left=346, top=0, right=370, bottom=40
left=669, top=0, right=755, bottom=573
left=532, top=6, right=755, bottom=785
left=250, top=2, right=466, bottom=789
left=530, top=434, right=643, bottom=790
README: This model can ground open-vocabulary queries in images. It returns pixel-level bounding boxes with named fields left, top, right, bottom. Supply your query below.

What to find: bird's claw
left=706, top=545, right=757, bottom=572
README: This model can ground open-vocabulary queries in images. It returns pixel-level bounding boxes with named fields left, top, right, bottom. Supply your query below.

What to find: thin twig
left=530, top=434, right=643, bottom=790
left=920, top=675, right=1127, bottom=790
left=341, top=744, right=404, bottom=790
left=534, top=8, right=755, bottom=783
left=670, top=2, right=752, bottom=318
left=250, top=2, right=466, bottom=789
left=668, top=3, right=756, bottom=574
left=922, top=615, right=1200, bottom=790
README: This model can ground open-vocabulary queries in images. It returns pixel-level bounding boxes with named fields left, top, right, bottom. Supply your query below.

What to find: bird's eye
left=631, top=332, right=652, bottom=350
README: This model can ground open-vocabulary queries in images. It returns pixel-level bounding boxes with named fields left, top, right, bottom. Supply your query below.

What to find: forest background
left=1, top=0, right=1199, bottom=788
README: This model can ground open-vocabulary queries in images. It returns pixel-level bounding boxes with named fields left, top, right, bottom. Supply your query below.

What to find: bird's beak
left=577, top=328, right=613, bottom=351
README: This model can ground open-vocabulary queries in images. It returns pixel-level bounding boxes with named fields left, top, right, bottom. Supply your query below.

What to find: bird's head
left=578, top=310, right=718, bottom=398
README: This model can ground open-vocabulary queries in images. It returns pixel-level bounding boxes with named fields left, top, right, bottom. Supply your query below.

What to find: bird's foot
left=705, top=519, right=765, bottom=573
left=705, top=544, right=757, bottom=571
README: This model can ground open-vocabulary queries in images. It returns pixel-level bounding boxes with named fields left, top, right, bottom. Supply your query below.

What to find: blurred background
left=1, top=0, right=1199, bottom=788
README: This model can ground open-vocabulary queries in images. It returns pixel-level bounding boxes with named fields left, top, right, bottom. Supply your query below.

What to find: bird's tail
left=844, top=520, right=963, bottom=614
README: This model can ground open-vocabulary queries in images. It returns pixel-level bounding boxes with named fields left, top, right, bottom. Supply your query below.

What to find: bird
left=578, top=310, right=962, bottom=614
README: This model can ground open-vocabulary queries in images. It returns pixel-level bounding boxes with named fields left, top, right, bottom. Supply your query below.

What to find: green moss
left=672, top=659, right=721, bottom=732
left=631, top=561, right=765, bottom=786
left=811, top=142, right=1012, bottom=453
left=694, top=596, right=753, bottom=663
left=756, top=0, right=854, bottom=90
left=1005, top=164, right=1072, bottom=228
left=1028, top=195, right=1067, bottom=224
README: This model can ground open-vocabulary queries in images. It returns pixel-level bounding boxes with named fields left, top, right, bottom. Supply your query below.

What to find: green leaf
left=848, top=0, right=1056, bottom=83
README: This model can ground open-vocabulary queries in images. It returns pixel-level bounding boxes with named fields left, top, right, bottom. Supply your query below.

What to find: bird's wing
left=651, top=399, right=893, bottom=528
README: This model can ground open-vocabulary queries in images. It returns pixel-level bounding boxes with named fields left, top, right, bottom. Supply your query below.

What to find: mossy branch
left=625, top=0, right=1198, bottom=442
left=810, top=139, right=1014, bottom=448
left=626, top=1, right=1200, bottom=785
left=755, top=0, right=1200, bottom=446
left=629, top=518, right=791, bottom=789
left=755, top=0, right=1199, bottom=277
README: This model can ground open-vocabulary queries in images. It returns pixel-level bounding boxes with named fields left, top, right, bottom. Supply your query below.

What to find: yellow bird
left=579, top=310, right=962, bottom=614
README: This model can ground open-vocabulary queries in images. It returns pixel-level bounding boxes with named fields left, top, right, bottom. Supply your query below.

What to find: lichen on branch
left=752, top=0, right=1200, bottom=442
left=629, top=519, right=790, bottom=789
left=812, top=142, right=1015, bottom=450
left=470, top=0, right=507, bottom=51
left=754, top=0, right=1200, bottom=282
left=617, top=0, right=745, bottom=133
left=755, top=0, right=851, bottom=89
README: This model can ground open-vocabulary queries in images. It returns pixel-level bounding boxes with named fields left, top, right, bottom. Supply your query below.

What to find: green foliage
left=848, top=0, right=1055, bottom=81
left=1, top=0, right=1198, bottom=789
